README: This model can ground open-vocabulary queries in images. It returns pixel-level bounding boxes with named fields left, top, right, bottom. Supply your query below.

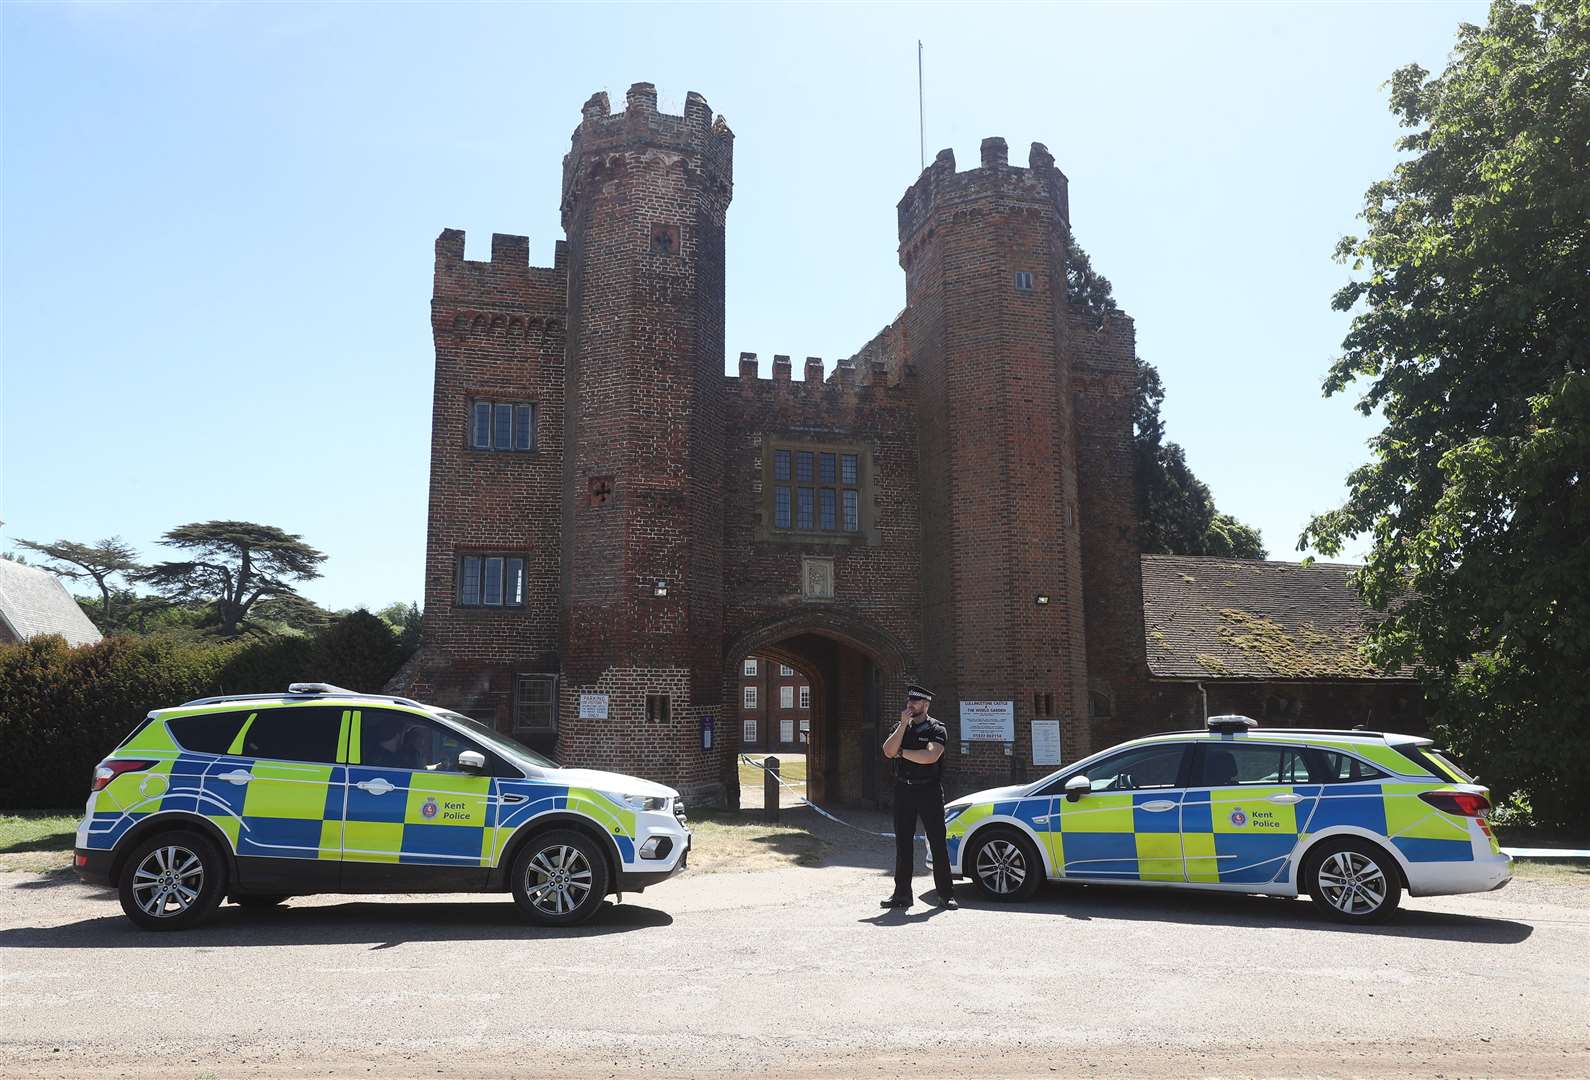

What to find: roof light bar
left=287, top=682, right=358, bottom=696
left=1206, top=714, right=1258, bottom=732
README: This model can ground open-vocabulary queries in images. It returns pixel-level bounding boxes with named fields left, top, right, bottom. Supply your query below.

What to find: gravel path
left=2, top=811, right=1585, bottom=1079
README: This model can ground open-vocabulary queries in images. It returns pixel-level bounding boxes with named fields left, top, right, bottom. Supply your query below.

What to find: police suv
left=940, top=716, right=1510, bottom=922
left=74, top=684, right=691, bottom=930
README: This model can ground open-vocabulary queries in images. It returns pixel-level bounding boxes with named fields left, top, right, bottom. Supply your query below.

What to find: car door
left=1182, top=742, right=1316, bottom=885
left=343, top=708, right=498, bottom=887
left=1049, top=742, right=1191, bottom=882
left=204, top=704, right=347, bottom=890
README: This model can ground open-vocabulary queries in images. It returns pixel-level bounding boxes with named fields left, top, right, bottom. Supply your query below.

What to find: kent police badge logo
left=1230, top=807, right=1247, bottom=827
left=421, top=796, right=439, bottom=820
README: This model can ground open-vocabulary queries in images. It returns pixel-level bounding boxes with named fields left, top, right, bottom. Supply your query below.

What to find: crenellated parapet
left=561, top=82, right=734, bottom=228
left=431, top=228, right=567, bottom=334
left=897, top=139, right=1069, bottom=262
left=729, top=350, right=916, bottom=408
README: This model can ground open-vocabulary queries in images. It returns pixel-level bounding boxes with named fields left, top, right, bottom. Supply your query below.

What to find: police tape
left=739, top=754, right=927, bottom=841
left=1500, top=847, right=1590, bottom=858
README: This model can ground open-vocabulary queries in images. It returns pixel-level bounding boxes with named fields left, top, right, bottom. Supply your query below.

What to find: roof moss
left=1215, top=608, right=1383, bottom=679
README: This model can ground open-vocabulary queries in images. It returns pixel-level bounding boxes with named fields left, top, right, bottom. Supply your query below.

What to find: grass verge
left=684, top=809, right=827, bottom=873
left=0, top=811, right=78, bottom=874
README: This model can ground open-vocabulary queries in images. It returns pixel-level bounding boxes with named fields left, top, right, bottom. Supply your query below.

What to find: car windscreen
left=432, top=709, right=559, bottom=769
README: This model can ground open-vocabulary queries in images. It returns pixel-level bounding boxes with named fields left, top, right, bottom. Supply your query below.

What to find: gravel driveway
left=2, top=808, right=1585, bottom=1079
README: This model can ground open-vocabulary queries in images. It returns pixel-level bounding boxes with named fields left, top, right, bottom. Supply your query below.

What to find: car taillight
left=1419, top=790, right=1491, bottom=817
left=92, top=759, right=155, bottom=791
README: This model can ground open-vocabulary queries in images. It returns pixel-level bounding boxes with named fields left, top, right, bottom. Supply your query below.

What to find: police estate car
left=940, top=716, right=1510, bottom=922
left=74, top=684, right=691, bottom=930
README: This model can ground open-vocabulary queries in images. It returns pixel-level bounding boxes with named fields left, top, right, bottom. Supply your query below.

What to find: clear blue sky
left=2, top=1, right=1485, bottom=612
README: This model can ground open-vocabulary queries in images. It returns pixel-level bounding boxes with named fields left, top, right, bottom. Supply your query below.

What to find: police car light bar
left=288, top=682, right=358, bottom=696
left=1206, top=714, right=1258, bottom=732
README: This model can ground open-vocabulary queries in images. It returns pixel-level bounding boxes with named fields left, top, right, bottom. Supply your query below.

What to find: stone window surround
left=756, top=437, right=879, bottom=547
left=466, top=396, right=538, bottom=453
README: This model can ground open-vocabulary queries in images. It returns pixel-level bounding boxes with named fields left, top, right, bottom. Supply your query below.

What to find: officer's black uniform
left=887, top=701, right=955, bottom=906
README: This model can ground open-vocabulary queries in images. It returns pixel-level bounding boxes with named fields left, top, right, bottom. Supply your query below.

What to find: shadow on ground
left=0, top=897, right=671, bottom=950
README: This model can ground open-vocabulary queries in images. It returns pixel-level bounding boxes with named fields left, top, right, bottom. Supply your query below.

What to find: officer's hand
left=899, top=708, right=912, bottom=725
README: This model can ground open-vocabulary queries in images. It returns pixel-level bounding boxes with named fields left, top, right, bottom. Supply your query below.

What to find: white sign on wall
left=579, top=693, right=609, bottom=720
left=1032, top=720, right=1062, bottom=766
left=960, top=700, right=1015, bottom=742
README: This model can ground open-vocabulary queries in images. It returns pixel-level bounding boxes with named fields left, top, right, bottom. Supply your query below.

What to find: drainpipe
left=1197, top=682, right=1208, bottom=723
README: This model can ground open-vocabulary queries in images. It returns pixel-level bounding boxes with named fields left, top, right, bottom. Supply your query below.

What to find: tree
left=15, top=536, right=143, bottom=630
left=1065, top=233, right=1267, bottom=559
left=1302, top=1, right=1589, bottom=826
left=251, top=593, right=336, bottom=635
left=142, top=521, right=327, bottom=638
left=377, top=601, right=423, bottom=651
left=1131, top=355, right=1268, bottom=560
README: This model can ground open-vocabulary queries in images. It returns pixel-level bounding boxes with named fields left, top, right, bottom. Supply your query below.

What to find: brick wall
left=1070, top=309, right=1149, bottom=756
left=900, top=139, right=1091, bottom=796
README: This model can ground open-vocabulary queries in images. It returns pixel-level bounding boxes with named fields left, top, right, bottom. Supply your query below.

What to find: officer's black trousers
left=892, top=781, right=954, bottom=899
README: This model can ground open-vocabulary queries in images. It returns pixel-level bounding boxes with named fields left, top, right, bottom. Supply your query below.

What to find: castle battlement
left=561, top=82, right=734, bottom=223
left=729, top=351, right=913, bottom=403
left=897, top=139, right=1069, bottom=248
left=434, top=228, right=568, bottom=273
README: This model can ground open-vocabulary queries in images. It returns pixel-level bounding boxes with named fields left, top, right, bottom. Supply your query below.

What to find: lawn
left=0, top=811, right=79, bottom=874
left=737, top=753, right=807, bottom=793
left=684, top=809, right=828, bottom=873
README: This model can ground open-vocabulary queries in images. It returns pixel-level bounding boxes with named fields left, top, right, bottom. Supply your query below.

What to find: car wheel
left=1304, top=839, right=1402, bottom=923
left=967, top=828, right=1042, bottom=902
left=510, top=828, right=610, bottom=927
left=232, top=894, right=290, bottom=908
left=117, top=829, right=228, bottom=931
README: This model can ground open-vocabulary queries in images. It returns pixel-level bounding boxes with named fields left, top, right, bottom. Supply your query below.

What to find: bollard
left=764, top=756, right=780, bottom=823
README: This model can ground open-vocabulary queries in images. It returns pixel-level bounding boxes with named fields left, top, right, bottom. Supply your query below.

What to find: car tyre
left=510, top=828, right=609, bottom=927
left=1304, top=838, right=1402, bottom=924
left=232, top=894, right=290, bottom=908
left=967, top=827, right=1043, bottom=902
left=117, top=828, right=228, bottom=931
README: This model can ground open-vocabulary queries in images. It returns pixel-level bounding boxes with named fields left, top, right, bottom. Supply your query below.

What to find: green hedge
left=0, top=611, right=411, bottom=810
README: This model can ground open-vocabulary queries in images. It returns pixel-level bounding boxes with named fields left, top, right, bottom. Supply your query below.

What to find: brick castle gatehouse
left=392, top=82, right=1420, bottom=806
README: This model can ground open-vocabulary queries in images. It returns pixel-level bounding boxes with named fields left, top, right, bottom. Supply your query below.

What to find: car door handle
left=1033, top=814, right=1053, bottom=824
left=356, top=778, right=395, bottom=796
left=1139, top=800, right=1178, bottom=812
left=217, top=769, right=252, bottom=786
left=502, top=793, right=527, bottom=805
left=1270, top=793, right=1304, bottom=805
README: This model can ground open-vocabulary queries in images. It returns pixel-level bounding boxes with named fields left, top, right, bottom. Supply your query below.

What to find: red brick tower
left=556, top=84, right=734, bottom=799
left=899, top=138, right=1091, bottom=783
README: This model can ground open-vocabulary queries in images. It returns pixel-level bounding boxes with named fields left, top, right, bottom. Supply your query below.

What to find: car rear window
left=167, top=710, right=254, bottom=755
left=1308, top=749, right=1389, bottom=783
left=236, top=706, right=344, bottom=764
left=1393, top=743, right=1472, bottom=782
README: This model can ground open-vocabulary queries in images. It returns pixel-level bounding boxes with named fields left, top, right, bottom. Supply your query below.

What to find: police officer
left=880, top=684, right=956, bottom=909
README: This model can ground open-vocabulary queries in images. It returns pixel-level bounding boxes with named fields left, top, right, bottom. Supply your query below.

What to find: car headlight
left=944, top=805, right=969, bottom=825
left=603, top=792, right=668, bottom=812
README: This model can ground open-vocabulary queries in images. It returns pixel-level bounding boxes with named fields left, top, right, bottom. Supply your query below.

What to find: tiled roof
left=1141, top=555, right=1407, bottom=681
left=0, top=558, right=104, bottom=647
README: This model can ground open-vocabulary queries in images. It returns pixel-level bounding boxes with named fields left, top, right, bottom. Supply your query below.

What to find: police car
left=73, top=684, right=691, bottom=930
left=940, top=716, right=1510, bottom=922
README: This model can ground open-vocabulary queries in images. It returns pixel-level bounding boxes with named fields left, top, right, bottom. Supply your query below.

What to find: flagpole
left=917, top=40, right=925, bottom=171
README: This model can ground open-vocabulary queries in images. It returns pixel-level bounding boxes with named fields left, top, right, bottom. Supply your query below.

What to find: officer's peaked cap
left=905, top=684, right=934, bottom=701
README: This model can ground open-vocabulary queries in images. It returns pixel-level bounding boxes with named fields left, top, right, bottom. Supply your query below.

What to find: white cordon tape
left=740, top=754, right=926, bottom=841
left=1501, top=847, right=1590, bottom=858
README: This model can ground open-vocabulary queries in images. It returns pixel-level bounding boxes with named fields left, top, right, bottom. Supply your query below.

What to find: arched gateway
left=394, top=81, right=1156, bottom=808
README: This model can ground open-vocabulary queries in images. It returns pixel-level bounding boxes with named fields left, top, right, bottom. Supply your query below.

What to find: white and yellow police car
left=940, top=716, right=1510, bottom=922
left=74, top=683, right=691, bottom=930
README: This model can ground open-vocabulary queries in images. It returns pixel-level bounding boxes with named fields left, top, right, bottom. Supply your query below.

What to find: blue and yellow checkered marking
left=83, top=708, right=650, bottom=874
left=948, top=775, right=1485, bottom=889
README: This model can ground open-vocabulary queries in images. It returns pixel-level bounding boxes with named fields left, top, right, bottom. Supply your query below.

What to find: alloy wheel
left=976, top=839, right=1028, bottom=895
left=130, top=844, right=205, bottom=919
left=524, top=844, right=594, bottom=916
left=1316, top=849, right=1388, bottom=916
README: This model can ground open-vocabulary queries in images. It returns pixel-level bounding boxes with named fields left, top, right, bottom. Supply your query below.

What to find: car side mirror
left=1064, top=775, right=1090, bottom=802
left=458, top=749, right=486, bottom=772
